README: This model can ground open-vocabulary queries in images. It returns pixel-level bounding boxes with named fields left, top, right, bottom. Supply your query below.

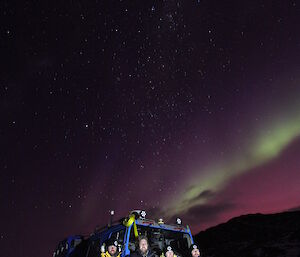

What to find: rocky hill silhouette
left=194, top=210, right=300, bottom=257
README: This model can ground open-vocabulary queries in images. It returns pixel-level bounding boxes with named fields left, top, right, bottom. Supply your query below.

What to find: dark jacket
left=130, top=249, right=158, bottom=257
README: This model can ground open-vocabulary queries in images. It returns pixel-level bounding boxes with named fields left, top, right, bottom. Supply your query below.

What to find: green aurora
left=163, top=112, right=300, bottom=217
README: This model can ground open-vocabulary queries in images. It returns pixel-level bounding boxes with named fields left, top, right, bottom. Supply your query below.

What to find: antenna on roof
left=109, top=210, right=115, bottom=227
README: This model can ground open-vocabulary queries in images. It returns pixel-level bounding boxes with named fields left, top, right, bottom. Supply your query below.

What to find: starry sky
left=1, top=1, right=300, bottom=257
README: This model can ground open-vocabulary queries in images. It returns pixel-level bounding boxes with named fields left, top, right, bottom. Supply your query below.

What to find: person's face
left=139, top=239, right=148, bottom=254
left=191, top=249, right=200, bottom=257
left=108, top=245, right=117, bottom=255
left=166, top=250, right=174, bottom=257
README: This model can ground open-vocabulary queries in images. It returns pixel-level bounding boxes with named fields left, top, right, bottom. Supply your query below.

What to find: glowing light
left=163, top=115, right=300, bottom=217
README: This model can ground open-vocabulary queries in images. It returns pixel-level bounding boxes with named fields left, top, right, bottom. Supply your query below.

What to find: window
left=129, top=225, right=192, bottom=257
left=86, top=228, right=125, bottom=257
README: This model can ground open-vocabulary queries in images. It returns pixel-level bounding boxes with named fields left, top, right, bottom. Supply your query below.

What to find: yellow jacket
left=160, top=254, right=177, bottom=257
left=101, top=251, right=120, bottom=257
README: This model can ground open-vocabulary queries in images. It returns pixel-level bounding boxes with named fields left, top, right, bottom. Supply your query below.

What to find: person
left=189, top=244, right=200, bottom=257
left=101, top=238, right=120, bottom=257
left=160, top=245, right=177, bottom=257
left=130, top=235, right=157, bottom=257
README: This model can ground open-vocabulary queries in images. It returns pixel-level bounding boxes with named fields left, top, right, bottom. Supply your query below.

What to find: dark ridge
left=194, top=211, right=300, bottom=257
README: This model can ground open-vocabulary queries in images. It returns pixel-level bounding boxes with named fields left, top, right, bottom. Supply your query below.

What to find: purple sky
left=1, top=1, right=300, bottom=257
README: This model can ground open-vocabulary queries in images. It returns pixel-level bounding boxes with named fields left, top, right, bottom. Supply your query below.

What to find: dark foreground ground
left=194, top=210, right=300, bottom=257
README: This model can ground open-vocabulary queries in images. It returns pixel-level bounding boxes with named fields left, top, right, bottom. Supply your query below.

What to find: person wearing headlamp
left=101, top=238, right=120, bottom=257
left=189, top=244, right=200, bottom=257
left=160, top=245, right=177, bottom=257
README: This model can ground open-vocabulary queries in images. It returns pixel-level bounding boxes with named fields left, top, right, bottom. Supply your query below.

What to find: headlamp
left=167, top=246, right=172, bottom=252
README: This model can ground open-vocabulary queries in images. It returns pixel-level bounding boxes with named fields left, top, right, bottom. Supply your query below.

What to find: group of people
left=101, top=236, right=201, bottom=257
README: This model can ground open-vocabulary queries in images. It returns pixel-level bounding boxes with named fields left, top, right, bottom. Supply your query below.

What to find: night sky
left=1, top=1, right=300, bottom=257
